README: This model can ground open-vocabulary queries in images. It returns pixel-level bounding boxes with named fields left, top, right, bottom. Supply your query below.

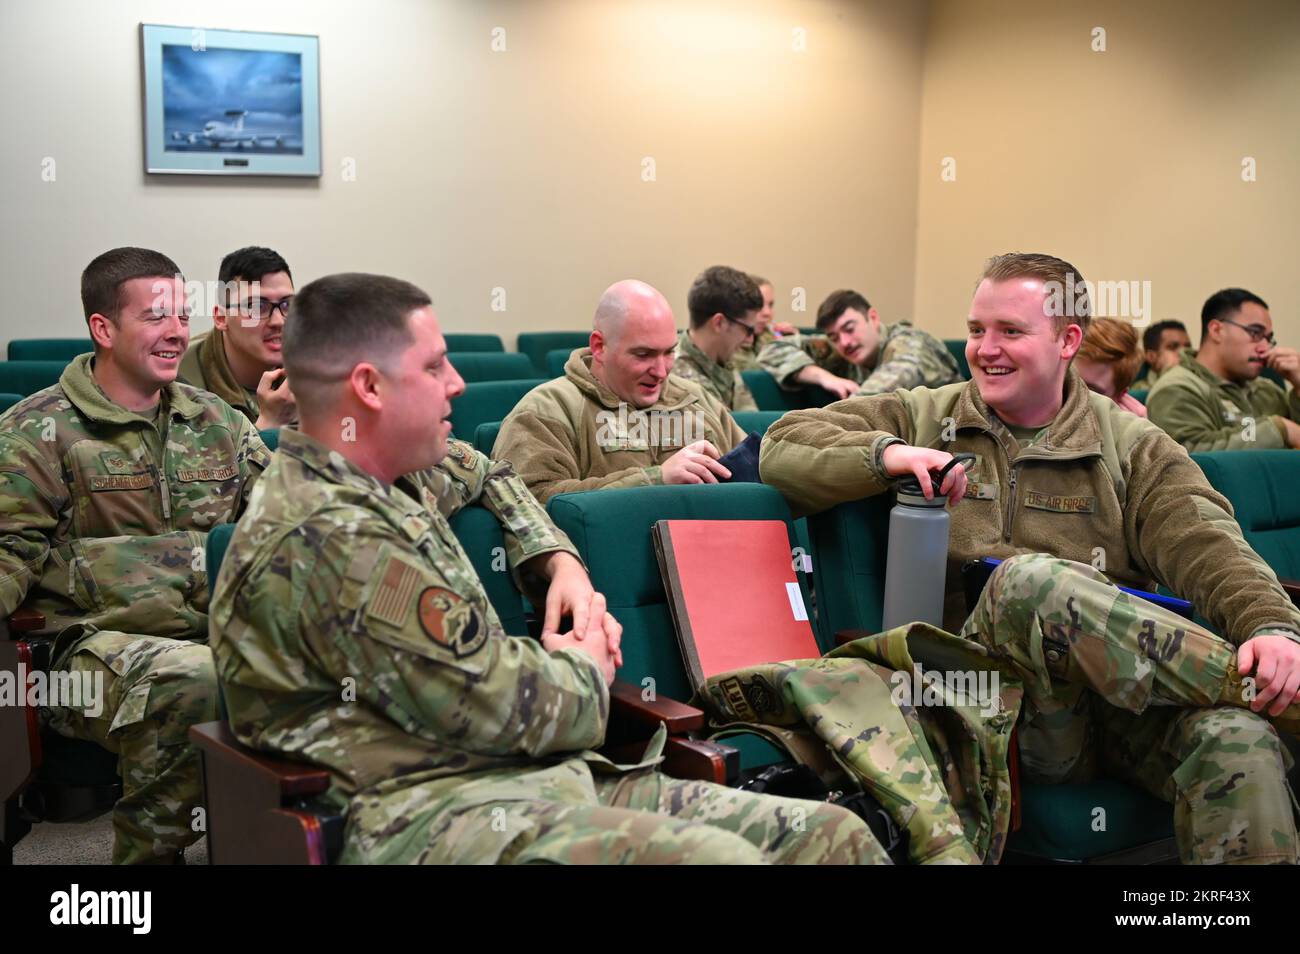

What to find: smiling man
left=760, top=252, right=1300, bottom=865
left=757, top=289, right=962, bottom=401
left=0, top=247, right=271, bottom=863
left=1147, top=289, right=1300, bottom=452
left=178, top=246, right=297, bottom=428
left=494, top=279, right=745, bottom=503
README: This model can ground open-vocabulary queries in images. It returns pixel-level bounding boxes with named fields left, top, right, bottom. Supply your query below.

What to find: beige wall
left=914, top=0, right=1300, bottom=343
left=0, top=0, right=927, bottom=350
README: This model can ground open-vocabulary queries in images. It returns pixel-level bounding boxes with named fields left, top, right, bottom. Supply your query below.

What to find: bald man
left=494, top=280, right=746, bottom=503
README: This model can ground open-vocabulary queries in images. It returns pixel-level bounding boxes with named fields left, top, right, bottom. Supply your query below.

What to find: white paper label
left=786, top=582, right=808, bottom=621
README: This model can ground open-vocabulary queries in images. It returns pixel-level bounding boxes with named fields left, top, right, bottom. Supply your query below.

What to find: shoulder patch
left=418, top=586, right=488, bottom=657
left=365, top=553, right=425, bottom=628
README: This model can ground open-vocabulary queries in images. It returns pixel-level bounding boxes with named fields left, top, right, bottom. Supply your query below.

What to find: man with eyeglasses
left=758, top=289, right=963, bottom=401
left=670, top=265, right=760, bottom=411
left=178, top=246, right=298, bottom=428
left=1148, top=288, right=1300, bottom=452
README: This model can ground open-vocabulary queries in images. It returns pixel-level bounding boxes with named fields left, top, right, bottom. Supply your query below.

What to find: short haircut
left=980, top=252, right=1090, bottom=336
left=686, top=266, right=763, bottom=329
left=751, top=274, right=771, bottom=289
left=283, top=273, right=431, bottom=412
left=815, top=289, right=872, bottom=332
left=1201, top=288, right=1268, bottom=337
left=1078, top=317, right=1142, bottom=394
left=80, top=246, right=182, bottom=325
left=218, top=246, right=293, bottom=292
left=1142, top=319, right=1188, bottom=353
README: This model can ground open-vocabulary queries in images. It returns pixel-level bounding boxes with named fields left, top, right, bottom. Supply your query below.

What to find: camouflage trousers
left=962, top=554, right=1298, bottom=865
left=340, top=756, right=889, bottom=864
left=43, top=629, right=218, bottom=865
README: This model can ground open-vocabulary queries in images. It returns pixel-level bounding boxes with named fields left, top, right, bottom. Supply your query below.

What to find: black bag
left=737, top=763, right=909, bottom=864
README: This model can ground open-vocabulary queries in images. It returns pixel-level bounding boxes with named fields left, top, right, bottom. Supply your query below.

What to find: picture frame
left=140, top=23, right=321, bottom=177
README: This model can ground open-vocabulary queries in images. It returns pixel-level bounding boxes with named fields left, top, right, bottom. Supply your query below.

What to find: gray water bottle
left=881, top=454, right=975, bottom=631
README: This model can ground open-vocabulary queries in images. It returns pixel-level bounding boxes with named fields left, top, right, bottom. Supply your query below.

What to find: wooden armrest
left=662, top=737, right=739, bottom=786
left=609, top=679, right=704, bottom=733
left=189, top=722, right=329, bottom=799
left=1279, top=579, right=1300, bottom=607
left=835, top=628, right=874, bottom=647
left=3, top=608, right=46, bottom=638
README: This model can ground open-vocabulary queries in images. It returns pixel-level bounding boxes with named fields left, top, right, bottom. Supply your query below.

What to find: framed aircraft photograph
left=140, top=24, right=321, bottom=177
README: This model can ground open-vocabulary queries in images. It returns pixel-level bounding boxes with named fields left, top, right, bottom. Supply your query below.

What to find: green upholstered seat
left=1128, top=389, right=1148, bottom=405
left=517, top=332, right=591, bottom=377
left=547, top=484, right=811, bottom=702
left=448, top=352, right=536, bottom=383
left=7, top=338, right=93, bottom=362
left=0, top=393, right=23, bottom=413
left=0, top=360, right=67, bottom=396
left=943, top=339, right=971, bottom=379
left=449, top=379, right=545, bottom=441
left=257, top=428, right=280, bottom=451
left=474, top=422, right=503, bottom=456
left=1191, top=450, right=1300, bottom=578
left=443, top=333, right=504, bottom=353
left=731, top=410, right=784, bottom=435
left=546, top=348, right=574, bottom=378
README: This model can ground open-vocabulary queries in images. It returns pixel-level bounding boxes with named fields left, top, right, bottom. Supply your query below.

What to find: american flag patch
left=366, top=555, right=422, bottom=628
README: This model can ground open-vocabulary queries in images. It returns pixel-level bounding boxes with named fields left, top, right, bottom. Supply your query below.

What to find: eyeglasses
left=723, top=314, right=758, bottom=342
left=233, top=297, right=293, bottom=320
left=1219, top=317, right=1275, bottom=346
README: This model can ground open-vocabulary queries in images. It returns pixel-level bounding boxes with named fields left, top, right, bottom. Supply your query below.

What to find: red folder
left=652, top=519, right=821, bottom=693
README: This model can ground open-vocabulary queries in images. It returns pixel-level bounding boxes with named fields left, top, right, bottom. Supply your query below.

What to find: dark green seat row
left=444, top=334, right=504, bottom=353
left=448, top=379, right=545, bottom=441
left=518, top=332, right=590, bottom=378
left=7, top=338, right=93, bottom=362
left=448, top=352, right=536, bottom=383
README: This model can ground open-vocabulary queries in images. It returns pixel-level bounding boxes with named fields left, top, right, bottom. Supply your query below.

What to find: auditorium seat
left=943, top=339, right=971, bottom=379
left=547, top=484, right=813, bottom=774
left=731, top=410, right=784, bottom=435
left=739, top=370, right=838, bottom=412
left=517, top=332, right=590, bottom=377
left=447, top=352, right=535, bottom=383
left=0, top=393, right=23, bottom=413
left=807, top=495, right=1177, bottom=864
left=475, top=421, right=502, bottom=456
left=443, top=333, right=504, bottom=353
left=1192, top=450, right=1300, bottom=588
left=0, top=361, right=67, bottom=396
left=546, top=348, right=574, bottom=378
left=448, top=379, right=545, bottom=441
left=7, top=338, right=93, bottom=362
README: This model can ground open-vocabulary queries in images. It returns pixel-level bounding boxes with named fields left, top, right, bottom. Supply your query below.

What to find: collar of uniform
left=564, top=346, right=701, bottom=412
left=952, top=366, right=1103, bottom=455
left=1178, top=349, right=1256, bottom=397
left=676, top=330, right=733, bottom=394
left=276, top=427, right=393, bottom=497
left=60, top=353, right=205, bottom=425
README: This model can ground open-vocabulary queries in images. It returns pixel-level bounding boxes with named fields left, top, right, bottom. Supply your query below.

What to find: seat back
left=943, top=339, right=971, bottom=379
left=806, top=494, right=893, bottom=643
left=740, top=370, right=805, bottom=411
left=258, top=428, right=280, bottom=451
left=448, top=352, right=535, bottom=383
left=0, top=361, right=67, bottom=396
left=0, top=393, right=23, bottom=413
left=547, top=484, right=807, bottom=703
left=474, top=421, right=503, bottom=456
left=730, top=410, right=784, bottom=435
left=1192, top=450, right=1300, bottom=579
left=546, top=348, right=575, bottom=378
left=444, top=333, right=504, bottom=353
left=517, top=332, right=591, bottom=376
left=7, top=338, right=93, bottom=362
left=449, top=379, right=545, bottom=440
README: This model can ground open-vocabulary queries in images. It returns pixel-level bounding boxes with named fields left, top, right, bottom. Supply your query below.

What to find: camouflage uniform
left=757, top=321, right=963, bottom=396
left=761, top=369, right=1300, bottom=863
left=493, top=348, right=746, bottom=504
left=211, top=430, right=887, bottom=864
left=178, top=329, right=259, bottom=423
left=0, top=354, right=271, bottom=863
left=673, top=331, right=758, bottom=412
left=1147, top=349, right=1300, bottom=452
